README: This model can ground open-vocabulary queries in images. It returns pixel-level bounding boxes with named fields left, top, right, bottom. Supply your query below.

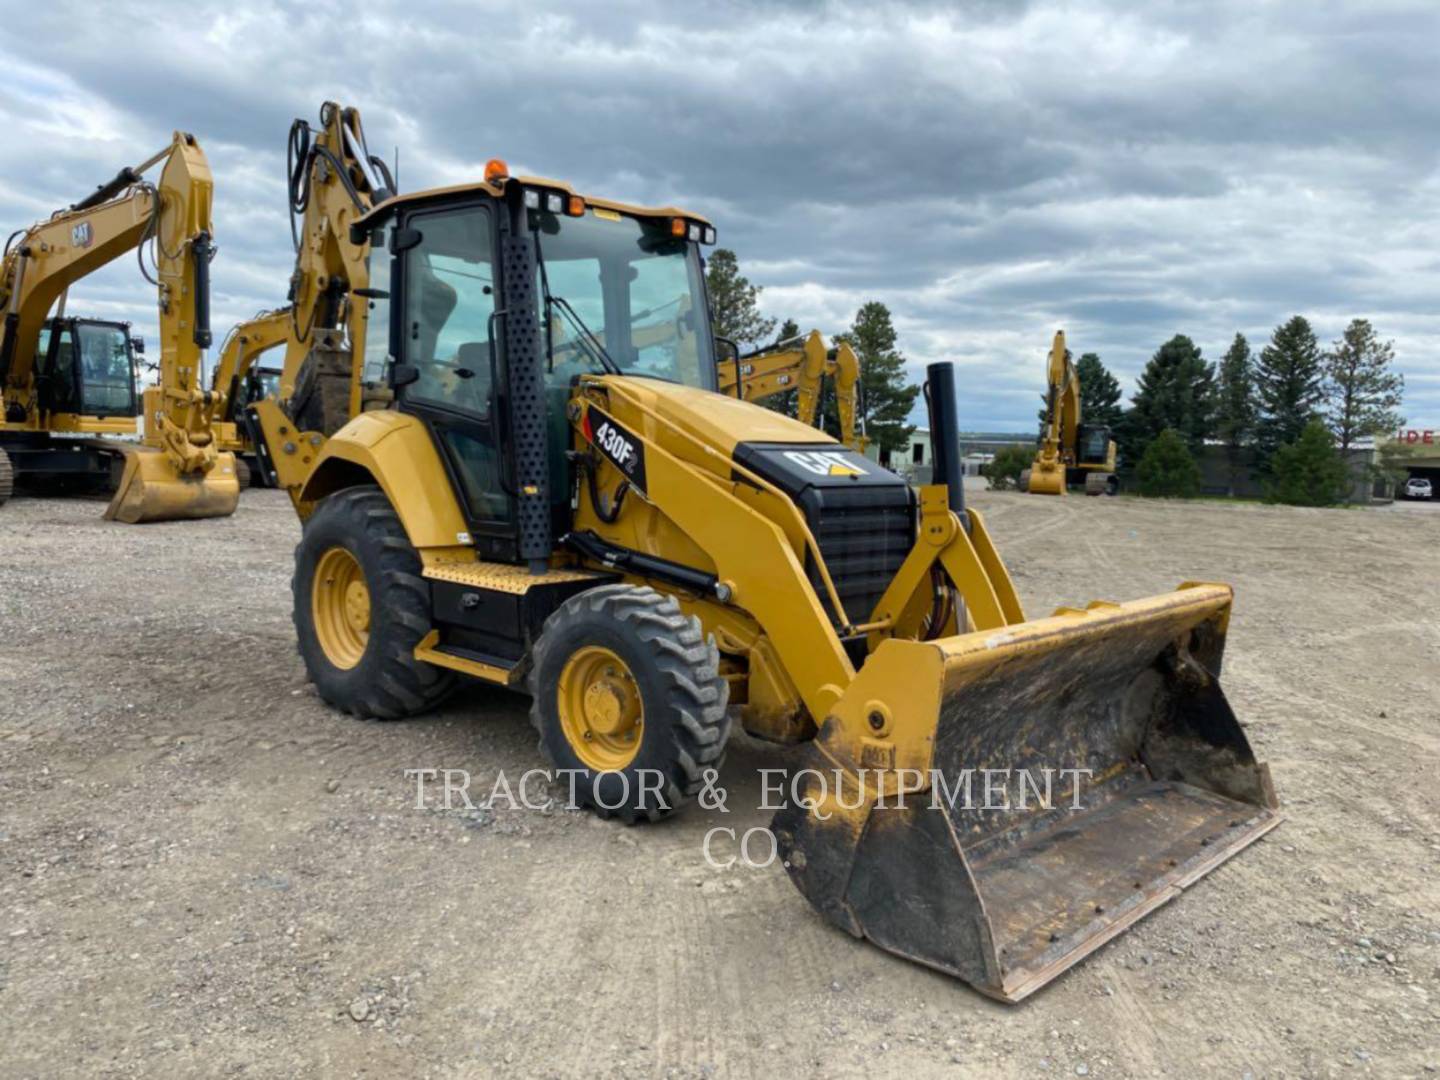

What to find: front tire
left=0, top=446, right=12, bottom=506
left=529, top=584, right=730, bottom=823
left=293, top=485, right=455, bottom=719
left=1018, top=468, right=1032, bottom=493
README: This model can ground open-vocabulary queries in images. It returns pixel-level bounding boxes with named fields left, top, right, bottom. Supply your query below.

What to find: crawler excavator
left=0, top=131, right=238, bottom=520
left=1022, top=329, right=1118, bottom=496
left=243, top=104, right=1278, bottom=1002
left=716, top=330, right=864, bottom=450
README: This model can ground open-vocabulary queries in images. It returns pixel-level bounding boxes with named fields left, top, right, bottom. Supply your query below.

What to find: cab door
left=389, top=201, right=517, bottom=560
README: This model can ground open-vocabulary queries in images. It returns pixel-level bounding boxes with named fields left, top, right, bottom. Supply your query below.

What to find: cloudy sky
left=3, top=0, right=1436, bottom=432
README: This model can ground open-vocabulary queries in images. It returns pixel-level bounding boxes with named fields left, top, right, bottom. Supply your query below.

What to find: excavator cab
left=35, top=318, right=140, bottom=420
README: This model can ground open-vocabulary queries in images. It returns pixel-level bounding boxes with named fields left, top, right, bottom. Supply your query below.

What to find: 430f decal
left=583, top=406, right=648, bottom=493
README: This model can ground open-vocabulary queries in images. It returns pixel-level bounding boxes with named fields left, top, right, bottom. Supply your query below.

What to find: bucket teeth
left=774, top=584, right=1280, bottom=1002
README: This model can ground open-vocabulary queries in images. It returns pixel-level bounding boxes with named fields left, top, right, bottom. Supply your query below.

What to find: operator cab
left=353, top=170, right=718, bottom=560
left=1076, top=423, right=1113, bottom=466
left=35, top=317, right=140, bottom=419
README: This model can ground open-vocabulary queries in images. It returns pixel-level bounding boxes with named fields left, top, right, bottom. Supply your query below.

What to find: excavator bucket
left=103, top=446, right=241, bottom=524
left=774, top=583, right=1279, bottom=1003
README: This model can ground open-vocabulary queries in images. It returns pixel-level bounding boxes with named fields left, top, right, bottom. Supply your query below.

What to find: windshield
left=534, top=208, right=715, bottom=391
left=37, top=320, right=135, bottom=416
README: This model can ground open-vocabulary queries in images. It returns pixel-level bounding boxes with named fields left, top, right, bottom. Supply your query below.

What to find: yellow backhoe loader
left=716, top=330, right=864, bottom=450
left=1023, top=330, right=1118, bottom=496
left=244, top=111, right=1278, bottom=1002
left=0, top=131, right=238, bottom=521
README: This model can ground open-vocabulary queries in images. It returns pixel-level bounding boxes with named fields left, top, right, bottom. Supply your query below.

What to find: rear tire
left=0, top=446, right=12, bottom=506
left=529, top=584, right=730, bottom=823
left=293, top=485, right=455, bottom=720
left=234, top=457, right=253, bottom=490
left=1018, top=468, right=1032, bottom=493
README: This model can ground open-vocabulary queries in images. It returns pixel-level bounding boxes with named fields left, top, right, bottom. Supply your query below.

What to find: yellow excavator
left=0, top=132, right=238, bottom=521
left=209, top=308, right=290, bottom=486
left=242, top=104, right=1278, bottom=1002
left=716, top=330, right=863, bottom=450
left=1023, top=330, right=1118, bottom=496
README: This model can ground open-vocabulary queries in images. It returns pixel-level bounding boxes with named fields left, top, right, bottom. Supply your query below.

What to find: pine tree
left=1122, top=334, right=1215, bottom=459
left=1076, top=352, right=1123, bottom=429
left=1269, top=419, right=1350, bottom=506
left=1136, top=428, right=1200, bottom=498
left=704, top=249, right=776, bottom=351
left=774, top=318, right=801, bottom=347
left=836, top=301, right=920, bottom=455
left=1325, top=318, right=1404, bottom=452
left=1214, top=333, right=1257, bottom=493
left=1255, top=315, right=1325, bottom=461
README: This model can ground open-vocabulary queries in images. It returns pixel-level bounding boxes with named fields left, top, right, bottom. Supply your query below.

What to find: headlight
left=688, top=223, right=701, bottom=241
left=702, top=226, right=716, bottom=245
left=523, top=189, right=540, bottom=210
left=545, top=192, right=564, bottom=214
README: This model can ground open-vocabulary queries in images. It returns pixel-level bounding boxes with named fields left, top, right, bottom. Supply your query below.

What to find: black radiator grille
left=804, top=487, right=915, bottom=627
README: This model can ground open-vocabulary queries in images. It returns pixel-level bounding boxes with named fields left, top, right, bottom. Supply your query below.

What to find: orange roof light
left=670, top=217, right=687, bottom=237
left=484, top=158, right=509, bottom=182
left=567, top=195, right=586, bottom=217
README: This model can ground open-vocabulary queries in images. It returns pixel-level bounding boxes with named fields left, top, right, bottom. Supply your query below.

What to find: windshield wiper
left=533, top=235, right=622, bottom=376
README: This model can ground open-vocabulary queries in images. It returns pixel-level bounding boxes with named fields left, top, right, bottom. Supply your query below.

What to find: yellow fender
left=294, top=410, right=471, bottom=551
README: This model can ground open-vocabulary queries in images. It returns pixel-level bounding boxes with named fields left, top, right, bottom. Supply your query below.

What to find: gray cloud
left=1, top=0, right=1435, bottom=431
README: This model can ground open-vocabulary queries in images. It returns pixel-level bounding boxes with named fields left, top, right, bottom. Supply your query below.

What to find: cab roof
left=353, top=173, right=711, bottom=234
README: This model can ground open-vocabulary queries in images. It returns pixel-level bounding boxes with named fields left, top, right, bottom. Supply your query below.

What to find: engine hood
left=592, top=375, right=844, bottom=456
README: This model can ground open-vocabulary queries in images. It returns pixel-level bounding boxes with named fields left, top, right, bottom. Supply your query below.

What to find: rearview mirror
left=131, top=336, right=145, bottom=355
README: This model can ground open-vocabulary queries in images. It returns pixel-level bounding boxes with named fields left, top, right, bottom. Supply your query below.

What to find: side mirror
left=391, top=363, right=420, bottom=388
left=131, top=336, right=145, bottom=355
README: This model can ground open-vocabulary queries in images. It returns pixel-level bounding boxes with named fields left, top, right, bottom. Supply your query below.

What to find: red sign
left=1396, top=429, right=1435, bottom=445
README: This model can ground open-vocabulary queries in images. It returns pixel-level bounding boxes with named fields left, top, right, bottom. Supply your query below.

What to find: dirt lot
left=1, top=487, right=1437, bottom=1078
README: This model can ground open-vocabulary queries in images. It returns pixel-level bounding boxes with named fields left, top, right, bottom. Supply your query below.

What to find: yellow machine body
left=246, top=114, right=1278, bottom=1002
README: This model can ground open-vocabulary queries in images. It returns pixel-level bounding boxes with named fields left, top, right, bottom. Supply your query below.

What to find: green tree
left=1255, top=315, right=1325, bottom=461
left=1076, top=352, right=1123, bottom=429
left=1324, top=318, right=1404, bottom=452
left=774, top=318, right=801, bottom=346
left=1214, top=333, right=1257, bottom=494
left=1122, top=335, right=1215, bottom=458
left=705, top=249, right=776, bottom=350
left=836, top=301, right=920, bottom=455
left=1136, top=428, right=1201, bottom=498
left=1268, top=419, right=1350, bottom=506
left=984, top=445, right=1032, bottom=491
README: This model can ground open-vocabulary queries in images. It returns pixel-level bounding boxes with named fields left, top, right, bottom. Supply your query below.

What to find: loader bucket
left=103, top=446, right=241, bottom=524
left=773, top=583, right=1279, bottom=1003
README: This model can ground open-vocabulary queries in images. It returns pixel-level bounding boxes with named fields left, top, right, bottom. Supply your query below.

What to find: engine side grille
left=803, top=486, right=914, bottom=627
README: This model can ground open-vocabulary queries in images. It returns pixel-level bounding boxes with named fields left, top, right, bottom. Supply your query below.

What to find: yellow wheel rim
left=558, top=645, right=643, bottom=771
left=312, top=546, right=370, bottom=670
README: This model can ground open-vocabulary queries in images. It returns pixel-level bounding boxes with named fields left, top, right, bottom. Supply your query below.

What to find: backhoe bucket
left=103, top=446, right=241, bottom=524
left=774, top=583, right=1279, bottom=1003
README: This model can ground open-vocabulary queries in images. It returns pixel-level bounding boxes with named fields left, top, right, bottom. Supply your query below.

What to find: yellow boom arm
left=716, top=330, right=863, bottom=450
left=0, top=131, right=238, bottom=522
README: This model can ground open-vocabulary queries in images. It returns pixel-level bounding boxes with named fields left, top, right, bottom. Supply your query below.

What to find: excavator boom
left=716, top=330, right=864, bottom=450
left=0, top=132, right=238, bottom=521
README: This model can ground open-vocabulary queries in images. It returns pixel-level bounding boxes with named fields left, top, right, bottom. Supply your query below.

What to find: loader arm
left=212, top=308, right=290, bottom=426
left=716, top=330, right=863, bottom=450
left=0, top=131, right=238, bottom=523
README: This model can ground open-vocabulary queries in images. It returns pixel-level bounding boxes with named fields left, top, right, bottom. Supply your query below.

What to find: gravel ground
left=1, top=486, right=1437, bottom=1078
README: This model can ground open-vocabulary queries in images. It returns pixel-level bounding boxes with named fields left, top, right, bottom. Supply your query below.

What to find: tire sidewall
left=534, top=615, right=684, bottom=817
left=295, top=497, right=390, bottom=706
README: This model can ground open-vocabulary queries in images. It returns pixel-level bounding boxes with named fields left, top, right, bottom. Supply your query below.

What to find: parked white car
left=1404, top=477, right=1432, bottom=499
